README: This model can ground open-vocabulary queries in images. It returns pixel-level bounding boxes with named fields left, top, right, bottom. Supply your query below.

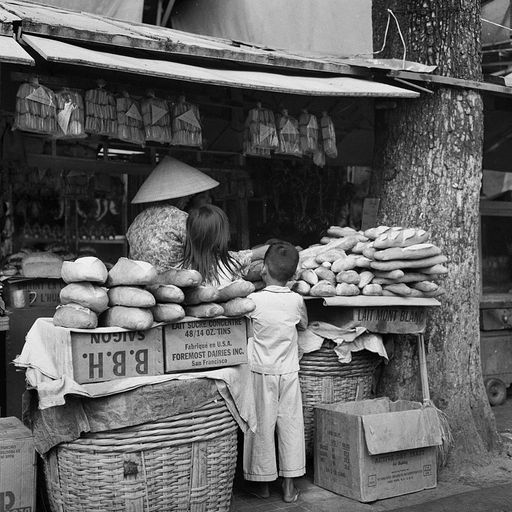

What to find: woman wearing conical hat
left=126, top=156, right=219, bottom=272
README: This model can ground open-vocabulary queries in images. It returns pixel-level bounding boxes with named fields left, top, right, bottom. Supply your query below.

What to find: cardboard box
left=0, top=417, right=36, bottom=512
left=314, top=398, right=442, bottom=502
left=70, top=325, right=164, bottom=384
left=164, top=317, right=248, bottom=372
left=5, top=278, right=65, bottom=308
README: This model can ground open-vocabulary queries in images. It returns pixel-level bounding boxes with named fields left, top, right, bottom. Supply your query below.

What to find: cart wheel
left=485, top=378, right=507, bottom=406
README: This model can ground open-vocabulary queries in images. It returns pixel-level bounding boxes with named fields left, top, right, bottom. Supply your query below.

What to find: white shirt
left=247, top=285, right=308, bottom=375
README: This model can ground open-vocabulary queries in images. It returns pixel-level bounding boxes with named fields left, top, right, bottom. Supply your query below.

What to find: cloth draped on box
left=298, top=321, right=388, bottom=363
left=15, top=317, right=257, bottom=453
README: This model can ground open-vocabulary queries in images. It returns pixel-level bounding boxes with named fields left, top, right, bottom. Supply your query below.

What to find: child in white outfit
left=243, top=241, right=308, bottom=503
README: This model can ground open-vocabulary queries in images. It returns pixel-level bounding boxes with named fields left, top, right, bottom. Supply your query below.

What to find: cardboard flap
left=362, top=407, right=442, bottom=455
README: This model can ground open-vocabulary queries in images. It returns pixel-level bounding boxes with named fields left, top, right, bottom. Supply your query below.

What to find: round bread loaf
left=60, top=282, right=109, bottom=313
left=108, top=286, right=156, bottom=308
left=107, top=258, right=158, bottom=286
left=53, top=303, right=98, bottom=329
left=22, top=252, right=63, bottom=278
left=61, top=257, right=108, bottom=284
left=101, top=306, right=154, bottom=330
left=151, top=303, right=185, bottom=323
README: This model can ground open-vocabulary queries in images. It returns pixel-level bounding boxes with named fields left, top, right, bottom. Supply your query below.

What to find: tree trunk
left=371, top=1, right=499, bottom=465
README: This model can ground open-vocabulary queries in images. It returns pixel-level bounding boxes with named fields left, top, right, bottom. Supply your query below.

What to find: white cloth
left=298, top=320, right=388, bottom=364
left=243, top=372, right=305, bottom=481
left=14, top=317, right=257, bottom=433
left=246, top=286, right=308, bottom=375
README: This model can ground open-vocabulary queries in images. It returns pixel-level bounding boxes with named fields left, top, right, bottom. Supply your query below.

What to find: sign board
left=164, top=317, right=248, bottom=372
left=6, top=278, right=64, bottom=308
left=71, top=326, right=164, bottom=384
left=314, top=399, right=441, bottom=502
left=0, top=417, right=36, bottom=512
left=306, top=300, right=427, bottom=334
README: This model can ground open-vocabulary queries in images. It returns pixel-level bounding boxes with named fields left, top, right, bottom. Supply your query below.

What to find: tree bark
left=371, top=1, right=499, bottom=465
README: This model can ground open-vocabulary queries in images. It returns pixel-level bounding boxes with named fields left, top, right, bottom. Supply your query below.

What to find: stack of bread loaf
left=154, top=268, right=257, bottom=318
left=53, top=257, right=257, bottom=330
left=54, top=256, right=109, bottom=329
left=290, top=225, right=447, bottom=298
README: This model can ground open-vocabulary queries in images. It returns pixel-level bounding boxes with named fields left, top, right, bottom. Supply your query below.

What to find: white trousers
left=243, top=371, right=305, bottom=481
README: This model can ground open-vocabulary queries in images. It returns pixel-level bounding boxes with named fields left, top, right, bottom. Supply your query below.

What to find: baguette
left=373, top=243, right=441, bottom=261
left=411, top=281, right=439, bottom=292
left=331, top=254, right=359, bottom=273
left=370, top=254, right=447, bottom=271
left=315, top=249, right=346, bottom=264
left=374, top=228, right=430, bottom=249
left=416, top=264, right=449, bottom=275
left=383, top=283, right=413, bottom=296
left=327, top=226, right=358, bottom=238
left=374, top=269, right=405, bottom=280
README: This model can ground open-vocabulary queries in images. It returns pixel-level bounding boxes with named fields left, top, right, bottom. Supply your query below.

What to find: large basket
left=300, top=344, right=382, bottom=455
left=43, top=398, right=238, bottom=512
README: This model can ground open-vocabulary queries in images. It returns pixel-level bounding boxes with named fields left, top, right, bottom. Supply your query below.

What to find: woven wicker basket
left=300, top=344, right=382, bottom=455
left=43, top=398, right=238, bottom=512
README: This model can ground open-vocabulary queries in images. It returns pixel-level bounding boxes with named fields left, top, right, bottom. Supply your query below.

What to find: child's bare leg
left=282, top=477, right=299, bottom=503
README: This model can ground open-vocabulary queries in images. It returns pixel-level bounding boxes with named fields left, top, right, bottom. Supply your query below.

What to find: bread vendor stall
left=14, top=255, right=258, bottom=512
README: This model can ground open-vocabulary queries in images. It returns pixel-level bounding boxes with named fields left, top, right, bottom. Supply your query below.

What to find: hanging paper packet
left=85, top=80, right=117, bottom=137
left=299, top=110, right=319, bottom=155
left=276, top=109, right=301, bottom=157
left=171, top=96, right=202, bottom=148
left=243, top=103, right=279, bottom=158
left=321, top=111, right=338, bottom=159
left=117, top=92, right=145, bottom=146
left=56, top=89, right=86, bottom=139
left=141, top=90, right=172, bottom=144
left=13, top=77, right=58, bottom=135
left=313, top=137, right=326, bottom=168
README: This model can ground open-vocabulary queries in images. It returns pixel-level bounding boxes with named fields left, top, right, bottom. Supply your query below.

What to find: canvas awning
left=0, top=35, right=34, bottom=64
left=22, top=34, right=419, bottom=98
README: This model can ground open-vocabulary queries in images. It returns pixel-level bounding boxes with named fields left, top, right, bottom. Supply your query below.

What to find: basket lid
left=131, top=156, right=219, bottom=204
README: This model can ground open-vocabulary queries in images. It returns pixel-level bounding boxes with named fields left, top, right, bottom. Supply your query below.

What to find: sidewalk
left=231, top=395, right=512, bottom=512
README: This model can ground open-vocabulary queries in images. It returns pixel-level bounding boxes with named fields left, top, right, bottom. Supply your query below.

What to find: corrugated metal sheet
left=0, top=0, right=436, bottom=77
left=23, top=35, right=419, bottom=98
left=0, top=35, right=33, bottom=64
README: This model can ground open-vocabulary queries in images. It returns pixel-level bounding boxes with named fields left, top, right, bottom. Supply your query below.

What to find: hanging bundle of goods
left=171, top=96, right=202, bottom=148
left=299, top=109, right=320, bottom=156
left=313, top=137, right=326, bottom=168
left=53, top=257, right=257, bottom=330
left=117, top=92, right=145, bottom=145
left=55, top=89, right=86, bottom=139
left=84, top=81, right=117, bottom=137
left=320, top=111, right=338, bottom=159
left=243, top=103, right=279, bottom=158
left=286, top=225, right=448, bottom=298
left=13, top=78, right=58, bottom=135
left=141, top=90, right=172, bottom=144
left=275, top=109, right=302, bottom=157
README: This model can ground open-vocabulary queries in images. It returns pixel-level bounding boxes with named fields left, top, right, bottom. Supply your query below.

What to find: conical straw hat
left=131, top=156, right=219, bottom=204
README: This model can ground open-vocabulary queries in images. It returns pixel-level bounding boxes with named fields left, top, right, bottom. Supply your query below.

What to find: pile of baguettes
left=290, top=225, right=448, bottom=299
left=53, top=257, right=256, bottom=330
